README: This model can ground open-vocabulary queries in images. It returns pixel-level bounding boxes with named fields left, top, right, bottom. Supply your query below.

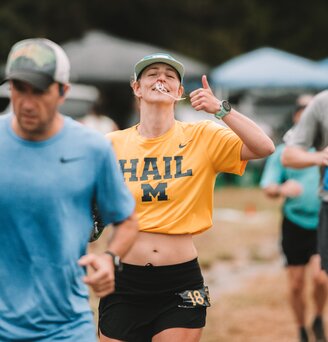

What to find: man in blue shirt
left=0, top=38, right=138, bottom=342
left=261, top=95, right=327, bottom=342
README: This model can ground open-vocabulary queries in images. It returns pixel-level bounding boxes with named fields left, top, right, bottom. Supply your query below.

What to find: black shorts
left=98, top=258, right=209, bottom=342
left=318, top=201, right=328, bottom=271
left=281, top=216, right=318, bottom=266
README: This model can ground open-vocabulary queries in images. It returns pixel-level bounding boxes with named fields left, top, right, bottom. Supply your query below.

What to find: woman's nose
left=157, top=73, right=166, bottom=81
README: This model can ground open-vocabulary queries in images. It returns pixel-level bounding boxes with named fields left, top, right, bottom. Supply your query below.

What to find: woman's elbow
left=242, top=141, right=275, bottom=160
left=259, top=140, right=275, bottom=158
left=267, top=141, right=276, bottom=155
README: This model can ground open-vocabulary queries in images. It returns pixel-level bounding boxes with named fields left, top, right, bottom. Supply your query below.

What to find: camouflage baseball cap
left=2, top=38, right=70, bottom=90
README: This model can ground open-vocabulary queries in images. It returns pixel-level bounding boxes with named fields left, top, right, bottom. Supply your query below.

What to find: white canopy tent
left=62, top=30, right=208, bottom=83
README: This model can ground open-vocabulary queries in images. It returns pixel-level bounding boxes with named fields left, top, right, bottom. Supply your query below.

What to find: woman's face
left=133, top=63, right=183, bottom=105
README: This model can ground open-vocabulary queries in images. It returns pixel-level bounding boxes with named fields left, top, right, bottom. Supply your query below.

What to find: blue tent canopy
left=211, top=47, right=328, bottom=90
left=319, top=57, right=328, bottom=66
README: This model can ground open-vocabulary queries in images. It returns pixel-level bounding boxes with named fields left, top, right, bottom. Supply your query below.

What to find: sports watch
left=105, top=250, right=123, bottom=272
left=214, top=100, right=232, bottom=120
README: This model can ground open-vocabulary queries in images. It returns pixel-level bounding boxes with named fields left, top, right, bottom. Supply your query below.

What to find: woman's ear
left=131, top=80, right=142, bottom=98
left=178, top=85, right=184, bottom=98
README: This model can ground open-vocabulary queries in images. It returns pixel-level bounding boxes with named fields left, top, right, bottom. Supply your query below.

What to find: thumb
left=202, top=75, right=211, bottom=89
left=78, top=254, right=97, bottom=269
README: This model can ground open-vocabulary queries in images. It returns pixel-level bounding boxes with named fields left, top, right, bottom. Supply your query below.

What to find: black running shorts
left=318, top=201, right=328, bottom=271
left=281, top=216, right=318, bottom=266
left=98, top=258, right=209, bottom=342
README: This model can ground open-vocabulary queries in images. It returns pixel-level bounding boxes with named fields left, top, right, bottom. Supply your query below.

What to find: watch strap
left=104, top=250, right=123, bottom=272
left=215, top=100, right=231, bottom=120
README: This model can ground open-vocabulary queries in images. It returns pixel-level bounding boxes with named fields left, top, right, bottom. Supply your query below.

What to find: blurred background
left=1, top=0, right=328, bottom=186
left=2, top=2, right=328, bottom=340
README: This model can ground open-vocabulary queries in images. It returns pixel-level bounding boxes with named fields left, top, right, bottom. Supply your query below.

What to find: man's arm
left=79, top=212, right=139, bottom=297
left=281, top=146, right=328, bottom=169
left=105, top=212, right=139, bottom=257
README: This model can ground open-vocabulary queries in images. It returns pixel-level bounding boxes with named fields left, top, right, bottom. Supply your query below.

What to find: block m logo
left=141, top=183, right=168, bottom=202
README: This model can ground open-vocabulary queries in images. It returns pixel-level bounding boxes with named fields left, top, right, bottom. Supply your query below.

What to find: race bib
left=176, top=286, right=211, bottom=309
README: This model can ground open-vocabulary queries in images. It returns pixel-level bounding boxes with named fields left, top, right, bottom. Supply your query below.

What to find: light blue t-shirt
left=0, top=114, right=135, bottom=341
left=260, top=144, right=320, bottom=229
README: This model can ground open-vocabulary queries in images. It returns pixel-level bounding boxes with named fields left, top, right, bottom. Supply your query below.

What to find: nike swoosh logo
left=60, top=156, right=84, bottom=163
left=179, top=139, right=194, bottom=148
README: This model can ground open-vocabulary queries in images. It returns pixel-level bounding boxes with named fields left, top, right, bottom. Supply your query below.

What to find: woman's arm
left=190, top=75, right=275, bottom=160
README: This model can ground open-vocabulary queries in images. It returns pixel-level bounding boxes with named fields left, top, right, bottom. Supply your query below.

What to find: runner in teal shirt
left=261, top=144, right=320, bottom=229
left=260, top=95, right=327, bottom=342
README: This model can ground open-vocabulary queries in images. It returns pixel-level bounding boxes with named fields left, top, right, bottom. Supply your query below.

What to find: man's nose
left=20, top=94, right=36, bottom=110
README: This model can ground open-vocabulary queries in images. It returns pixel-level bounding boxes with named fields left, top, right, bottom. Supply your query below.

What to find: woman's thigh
left=152, top=327, right=203, bottom=342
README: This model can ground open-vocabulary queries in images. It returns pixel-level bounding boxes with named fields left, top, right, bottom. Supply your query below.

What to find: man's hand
left=316, top=146, right=328, bottom=166
left=263, top=184, right=281, bottom=198
left=280, top=179, right=303, bottom=198
left=78, top=253, right=115, bottom=297
left=263, top=180, right=303, bottom=198
left=189, top=75, right=221, bottom=114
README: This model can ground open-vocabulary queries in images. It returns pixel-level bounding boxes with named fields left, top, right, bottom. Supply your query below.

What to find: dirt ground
left=89, top=187, right=328, bottom=342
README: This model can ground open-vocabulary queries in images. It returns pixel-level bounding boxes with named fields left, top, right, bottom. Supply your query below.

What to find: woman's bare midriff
left=122, top=231, right=198, bottom=266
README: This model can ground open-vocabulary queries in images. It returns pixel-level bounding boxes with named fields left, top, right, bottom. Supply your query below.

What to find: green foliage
left=0, top=0, right=328, bottom=66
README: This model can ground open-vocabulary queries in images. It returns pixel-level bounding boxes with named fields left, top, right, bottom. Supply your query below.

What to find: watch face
left=222, top=100, right=231, bottom=111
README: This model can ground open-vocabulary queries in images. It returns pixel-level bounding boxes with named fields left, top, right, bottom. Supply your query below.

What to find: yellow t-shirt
left=107, top=120, right=247, bottom=235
